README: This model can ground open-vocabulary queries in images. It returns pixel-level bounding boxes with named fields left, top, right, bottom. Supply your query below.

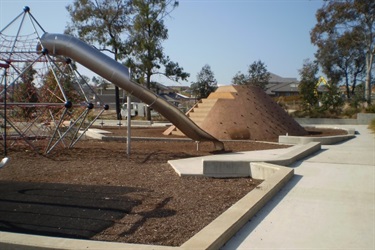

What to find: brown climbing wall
left=164, top=85, right=307, bottom=141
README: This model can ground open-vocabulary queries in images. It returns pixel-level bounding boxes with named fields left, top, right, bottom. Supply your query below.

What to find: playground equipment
left=39, top=33, right=224, bottom=151
left=0, top=6, right=224, bottom=155
left=164, top=85, right=308, bottom=140
left=0, top=157, right=9, bottom=169
left=0, top=7, right=109, bottom=155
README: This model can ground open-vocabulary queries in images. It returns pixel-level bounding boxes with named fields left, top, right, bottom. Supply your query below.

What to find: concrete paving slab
left=308, top=144, right=375, bottom=165
left=223, top=162, right=375, bottom=249
left=169, top=143, right=321, bottom=177
left=222, top=125, right=375, bottom=250
left=168, top=148, right=292, bottom=176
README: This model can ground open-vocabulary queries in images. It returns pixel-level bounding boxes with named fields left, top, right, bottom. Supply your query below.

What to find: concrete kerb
left=203, top=142, right=321, bottom=178
left=80, top=128, right=112, bottom=140
left=180, top=163, right=294, bottom=250
left=269, top=141, right=321, bottom=166
left=180, top=142, right=322, bottom=249
left=279, top=126, right=355, bottom=145
left=0, top=232, right=175, bottom=250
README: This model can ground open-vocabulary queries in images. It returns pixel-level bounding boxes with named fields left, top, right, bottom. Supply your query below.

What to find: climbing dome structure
left=0, top=7, right=108, bottom=155
left=164, top=85, right=308, bottom=141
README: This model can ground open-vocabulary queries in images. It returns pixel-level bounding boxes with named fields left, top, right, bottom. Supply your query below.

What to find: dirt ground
left=0, top=127, right=347, bottom=246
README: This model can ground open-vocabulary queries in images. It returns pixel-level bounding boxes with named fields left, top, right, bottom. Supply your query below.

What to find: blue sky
left=0, top=0, right=324, bottom=86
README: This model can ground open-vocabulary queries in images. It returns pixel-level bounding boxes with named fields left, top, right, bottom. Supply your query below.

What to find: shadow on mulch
left=0, top=181, right=151, bottom=239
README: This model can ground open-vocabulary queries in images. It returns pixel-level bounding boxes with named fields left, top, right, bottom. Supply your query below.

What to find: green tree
left=66, top=0, right=131, bottom=120
left=190, top=64, right=217, bottom=100
left=232, top=60, right=271, bottom=90
left=124, top=0, right=189, bottom=120
left=39, top=62, right=81, bottom=105
left=312, top=13, right=366, bottom=99
left=350, top=83, right=366, bottom=108
left=319, top=83, right=344, bottom=114
left=13, top=63, right=38, bottom=118
left=298, top=59, right=319, bottom=112
left=311, top=0, right=375, bottom=103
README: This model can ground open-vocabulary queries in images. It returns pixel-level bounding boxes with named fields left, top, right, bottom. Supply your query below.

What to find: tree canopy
left=232, top=60, right=271, bottom=90
left=298, top=59, right=320, bottom=111
left=13, top=63, right=38, bottom=118
left=66, top=0, right=130, bottom=58
left=66, top=0, right=131, bottom=119
left=190, top=64, right=217, bottom=100
left=298, top=59, right=344, bottom=115
left=311, top=0, right=375, bottom=103
left=124, top=0, right=189, bottom=89
left=39, top=62, right=81, bottom=105
left=66, top=0, right=189, bottom=120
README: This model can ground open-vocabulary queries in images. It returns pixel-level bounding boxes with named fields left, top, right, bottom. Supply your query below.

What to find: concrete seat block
left=203, top=161, right=251, bottom=178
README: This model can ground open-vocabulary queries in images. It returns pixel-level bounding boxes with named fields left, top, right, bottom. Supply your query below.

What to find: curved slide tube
left=40, top=33, right=224, bottom=151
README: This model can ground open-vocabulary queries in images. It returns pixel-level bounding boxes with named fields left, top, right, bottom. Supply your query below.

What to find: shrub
left=365, top=104, right=375, bottom=113
left=369, top=119, right=375, bottom=133
left=341, top=106, right=360, bottom=118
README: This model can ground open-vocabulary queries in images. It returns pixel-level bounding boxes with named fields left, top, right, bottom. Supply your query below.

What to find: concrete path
left=222, top=125, right=375, bottom=250
left=169, top=142, right=321, bottom=176
left=169, top=147, right=293, bottom=176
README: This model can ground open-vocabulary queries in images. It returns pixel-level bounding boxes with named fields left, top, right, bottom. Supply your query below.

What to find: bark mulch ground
left=0, top=126, right=347, bottom=246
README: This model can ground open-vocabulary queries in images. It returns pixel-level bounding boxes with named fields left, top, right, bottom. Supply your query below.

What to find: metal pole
left=127, top=68, right=132, bottom=157
left=3, top=68, right=7, bottom=157
left=0, top=63, right=10, bottom=168
left=127, top=94, right=131, bottom=157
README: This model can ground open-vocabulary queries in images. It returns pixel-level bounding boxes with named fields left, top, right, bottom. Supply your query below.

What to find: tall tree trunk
left=115, top=86, right=122, bottom=120
left=114, top=48, right=122, bottom=120
left=145, top=73, right=152, bottom=121
left=351, top=77, right=357, bottom=96
left=345, top=72, right=350, bottom=99
left=365, top=51, right=373, bottom=104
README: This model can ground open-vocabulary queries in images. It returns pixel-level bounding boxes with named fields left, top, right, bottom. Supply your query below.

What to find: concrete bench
left=203, top=142, right=321, bottom=178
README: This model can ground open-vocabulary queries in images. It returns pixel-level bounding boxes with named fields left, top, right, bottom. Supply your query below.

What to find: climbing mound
left=165, top=85, right=307, bottom=141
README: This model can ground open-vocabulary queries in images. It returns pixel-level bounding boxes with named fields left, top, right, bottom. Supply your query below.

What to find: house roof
left=267, top=81, right=300, bottom=95
left=159, top=93, right=179, bottom=103
left=264, top=73, right=298, bottom=95
left=153, top=82, right=172, bottom=91
left=269, top=73, right=297, bottom=83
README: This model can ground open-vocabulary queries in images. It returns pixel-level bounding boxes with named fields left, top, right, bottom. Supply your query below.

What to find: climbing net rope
left=0, top=8, right=108, bottom=155
left=0, top=32, right=41, bottom=62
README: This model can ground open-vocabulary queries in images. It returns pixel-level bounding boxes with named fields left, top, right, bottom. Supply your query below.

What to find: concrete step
left=201, top=98, right=218, bottom=104
left=168, top=98, right=218, bottom=137
left=189, top=117, right=205, bottom=123
left=197, top=102, right=216, bottom=108
left=189, top=112, right=208, bottom=118
left=192, top=106, right=212, bottom=111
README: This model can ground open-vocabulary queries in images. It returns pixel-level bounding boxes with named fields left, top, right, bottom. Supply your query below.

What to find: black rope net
left=0, top=33, right=41, bottom=62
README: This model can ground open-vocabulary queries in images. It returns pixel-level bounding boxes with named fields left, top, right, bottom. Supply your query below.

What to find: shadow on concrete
left=289, top=148, right=328, bottom=168
left=0, top=181, right=147, bottom=239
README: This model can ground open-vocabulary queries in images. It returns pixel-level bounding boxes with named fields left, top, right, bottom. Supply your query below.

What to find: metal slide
left=40, top=33, right=224, bottom=151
